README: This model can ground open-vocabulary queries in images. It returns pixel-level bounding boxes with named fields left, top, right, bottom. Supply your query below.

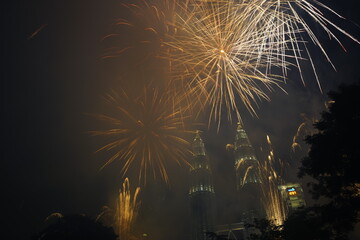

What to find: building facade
left=233, top=123, right=264, bottom=222
left=189, top=131, right=217, bottom=240
left=278, top=183, right=306, bottom=216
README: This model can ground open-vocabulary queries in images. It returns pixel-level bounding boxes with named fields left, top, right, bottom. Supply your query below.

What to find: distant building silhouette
left=189, top=131, right=217, bottom=240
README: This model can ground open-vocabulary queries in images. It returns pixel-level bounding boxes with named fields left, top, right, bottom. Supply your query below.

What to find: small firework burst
left=91, top=87, right=192, bottom=184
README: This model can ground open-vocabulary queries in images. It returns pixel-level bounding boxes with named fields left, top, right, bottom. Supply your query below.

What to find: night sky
left=4, top=1, right=360, bottom=239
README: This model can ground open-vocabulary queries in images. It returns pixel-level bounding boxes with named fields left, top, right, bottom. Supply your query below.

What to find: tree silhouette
left=249, top=83, right=360, bottom=240
left=245, top=219, right=283, bottom=240
left=31, top=214, right=117, bottom=240
left=297, top=83, right=360, bottom=239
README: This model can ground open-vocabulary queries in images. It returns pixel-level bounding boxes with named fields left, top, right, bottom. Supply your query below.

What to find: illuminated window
left=287, top=187, right=297, bottom=196
left=288, top=191, right=297, bottom=196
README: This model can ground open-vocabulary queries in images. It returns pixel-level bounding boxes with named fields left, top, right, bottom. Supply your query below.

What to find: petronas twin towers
left=189, top=123, right=264, bottom=240
left=189, top=131, right=217, bottom=240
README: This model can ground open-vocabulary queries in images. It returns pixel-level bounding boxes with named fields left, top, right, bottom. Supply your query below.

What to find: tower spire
left=189, top=131, right=216, bottom=240
left=234, top=124, right=260, bottom=188
left=193, top=130, right=205, bottom=156
left=237, top=121, right=243, bottom=130
left=233, top=123, right=265, bottom=223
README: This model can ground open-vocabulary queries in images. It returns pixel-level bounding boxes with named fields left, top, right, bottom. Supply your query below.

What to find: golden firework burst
left=165, top=0, right=287, bottom=124
left=91, top=87, right=192, bottom=184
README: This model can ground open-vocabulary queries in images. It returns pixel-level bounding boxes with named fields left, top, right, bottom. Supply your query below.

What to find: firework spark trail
left=101, top=0, right=179, bottom=63
left=115, top=178, right=140, bottom=240
left=291, top=122, right=306, bottom=152
left=260, top=135, right=287, bottom=225
left=165, top=0, right=292, bottom=125
left=164, top=0, right=359, bottom=125
left=253, top=0, right=360, bottom=89
left=291, top=113, right=317, bottom=152
left=90, top=87, right=192, bottom=184
left=102, top=0, right=359, bottom=126
left=44, top=212, right=63, bottom=222
left=96, top=179, right=140, bottom=240
left=235, top=157, right=261, bottom=188
left=28, top=24, right=48, bottom=40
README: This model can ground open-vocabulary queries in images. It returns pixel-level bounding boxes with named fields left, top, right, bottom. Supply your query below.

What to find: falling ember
left=291, top=122, right=306, bottom=152
left=259, top=135, right=287, bottom=225
left=90, top=87, right=192, bottom=184
left=44, top=212, right=64, bottom=222
left=291, top=114, right=317, bottom=153
left=27, top=24, right=48, bottom=40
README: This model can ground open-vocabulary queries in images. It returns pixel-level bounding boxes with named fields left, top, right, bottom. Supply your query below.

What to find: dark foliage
left=283, top=207, right=331, bottom=240
left=297, top=83, right=360, bottom=239
left=31, top=214, right=117, bottom=240
left=299, top=84, right=360, bottom=202
left=246, top=219, right=283, bottom=240
left=250, top=84, right=360, bottom=240
left=206, top=232, right=228, bottom=240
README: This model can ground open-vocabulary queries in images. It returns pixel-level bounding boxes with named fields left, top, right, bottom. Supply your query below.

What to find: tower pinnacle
left=232, top=123, right=265, bottom=223
left=233, top=124, right=261, bottom=188
left=189, top=131, right=216, bottom=240
left=193, top=130, right=206, bottom=156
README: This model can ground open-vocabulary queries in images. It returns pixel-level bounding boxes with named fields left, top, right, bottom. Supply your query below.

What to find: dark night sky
left=4, top=1, right=360, bottom=239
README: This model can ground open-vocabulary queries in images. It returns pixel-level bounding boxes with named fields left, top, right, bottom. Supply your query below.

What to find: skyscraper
left=278, top=183, right=306, bottom=216
left=189, top=131, right=217, bottom=240
left=233, top=123, right=264, bottom=222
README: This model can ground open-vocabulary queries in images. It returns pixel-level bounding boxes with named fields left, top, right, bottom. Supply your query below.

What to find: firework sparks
left=259, top=135, right=287, bottom=225
left=164, top=0, right=359, bottom=124
left=166, top=0, right=287, bottom=124
left=253, top=0, right=360, bottom=88
left=101, top=0, right=179, bottom=65
left=44, top=212, right=64, bottom=222
left=115, top=178, right=140, bottom=240
left=96, top=178, right=140, bottom=240
left=28, top=24, right=48, bottom=40
left=91, top=87, right=192, bottom=184
left=103, top=0, right=359, bottom=126
left=291, top=122, right=306, bottom=152
left=291, top=113, right=317, bottom=152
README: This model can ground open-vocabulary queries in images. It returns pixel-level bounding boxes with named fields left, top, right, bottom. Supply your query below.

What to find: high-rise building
left=278, top=183, right=306, bottom=216
left=189, top=131, right=217, bottom=240
left=233, top=123, right=264, bottom=222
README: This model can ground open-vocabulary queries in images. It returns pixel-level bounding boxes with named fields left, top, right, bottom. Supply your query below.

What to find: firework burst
left=165, top=0, right=288, bottom=124
left=91, top=87, right=192, bottom=184
left=253, top=0, right=360, bottom=87
left=102, top=0, right=359, bottom=126
left=164, top=0, right=359, bottom=124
